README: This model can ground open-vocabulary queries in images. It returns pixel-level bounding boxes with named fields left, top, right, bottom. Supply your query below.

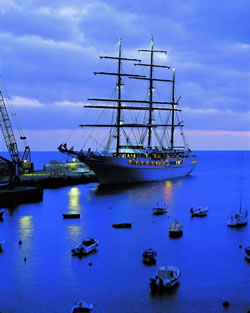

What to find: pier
left=0, top=185, right=43, bottom=206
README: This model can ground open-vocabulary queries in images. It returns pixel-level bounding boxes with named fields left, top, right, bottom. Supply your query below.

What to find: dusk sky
left=0, top=0, right=249, bottom=151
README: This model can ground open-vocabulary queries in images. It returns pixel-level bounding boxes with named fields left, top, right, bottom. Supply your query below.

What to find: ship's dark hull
left=77, top=154, right=197, bottom=185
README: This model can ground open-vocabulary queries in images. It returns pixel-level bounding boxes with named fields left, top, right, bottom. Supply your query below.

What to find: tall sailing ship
left=59, top=39, right=198, bottom=185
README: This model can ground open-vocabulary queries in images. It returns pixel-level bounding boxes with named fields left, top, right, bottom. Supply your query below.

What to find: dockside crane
left=0, top=89, right=33, bottom=181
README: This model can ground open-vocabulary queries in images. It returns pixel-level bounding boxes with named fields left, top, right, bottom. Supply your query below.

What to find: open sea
left=0, top=150, right=250, bottom=313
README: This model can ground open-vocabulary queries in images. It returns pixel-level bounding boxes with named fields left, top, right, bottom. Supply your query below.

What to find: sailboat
left=227, top=175, right=248, bottom=227
left=58, top=38, right=198, bottom=185
left=227, top=207, right=248, bottom=227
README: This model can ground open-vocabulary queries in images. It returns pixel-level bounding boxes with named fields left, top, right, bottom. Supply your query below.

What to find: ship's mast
left=170, top=68, right=175, bottom=149
left=148, top=39, right=154, bottom=147
left=136, top=37, right=170, bottom=147
left=81, top=39, right=146, bottom=153
left=116, top=39, right=122, bottom=154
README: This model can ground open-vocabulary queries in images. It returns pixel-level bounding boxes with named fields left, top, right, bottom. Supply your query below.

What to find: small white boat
left=71, top=300, right=93, bottom=313
left=150, top=265, right=181, bottom=290
left=190, top=207, right=208, bottom=217
left=244, top=246, right=250, bottom=260
left=72, top=238, right=98, bottom=256
left=0, top=240, right=5, bottom=252
left=169, top=220, right=183, bottom=238
left=142, top=249, right=157, bottom=264
left=152, top=202, right=168, bottom=215
left=227, top=209, right=248, bottom=227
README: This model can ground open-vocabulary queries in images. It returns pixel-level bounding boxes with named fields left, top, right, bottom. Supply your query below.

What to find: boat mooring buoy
left=222, top=300, right=229, bottom=307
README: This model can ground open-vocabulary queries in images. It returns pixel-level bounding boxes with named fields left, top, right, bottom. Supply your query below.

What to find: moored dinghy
left=142, top=249, right=157, bottom=264
left=71, top=300, right=93, bottom=313
left=72, top=238, right=98, bottom=256
left=63, top=213, right=80, bottom=219
left=190, top=207, right=208, bottom=217
left=150, top=265, right=181, bottom=290
left=112, top=223, right=132, bottom=228
left=169, top=220, right=183, bottom=238
left=152, top=202, right=168, bottom=215
left=244, top=246, right=250, bottom=260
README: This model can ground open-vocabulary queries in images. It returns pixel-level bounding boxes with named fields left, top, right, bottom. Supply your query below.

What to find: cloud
left=9, top=96, right=45, bottom=107
left=0, top=0, right=248, bottom=150
left=55, top=100, right=85, bottom=107
left=223, top=42, right=250, bottom=53
left=182, top=106, right=250, bottom=131
left=0, top=1, right=145, bottom=48
left=186, top=130, right=250, bottom=150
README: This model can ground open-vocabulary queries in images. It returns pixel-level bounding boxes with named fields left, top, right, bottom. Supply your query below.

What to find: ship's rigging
left=79, top=38, right=186, bottom=154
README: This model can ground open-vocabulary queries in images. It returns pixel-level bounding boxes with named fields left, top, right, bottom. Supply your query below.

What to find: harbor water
left=0, top=151, right=250, bottom=313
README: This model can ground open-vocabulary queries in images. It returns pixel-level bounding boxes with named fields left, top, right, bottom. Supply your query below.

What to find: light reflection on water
left=68, top=187, right=81, bottom=213
left=66, top=225, right=83, bottom=242
left=18, top=216, right=34, bottom=241
left=164, top=180, right=173, bottom=203
left=66, top=187, right=83, bottom=242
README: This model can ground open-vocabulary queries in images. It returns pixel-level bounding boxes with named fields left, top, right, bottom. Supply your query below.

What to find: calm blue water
left=0, top=151, right=250, bottom=313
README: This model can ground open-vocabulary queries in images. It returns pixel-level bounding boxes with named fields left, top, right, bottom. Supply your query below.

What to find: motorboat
left=71, top=238, right=98, bottom=256
left=169, top=220, right=183, bottom=238
left=0, top=208, right=4, bottom=219
left=71, top=300, right=93, bottom=313
left=44, top=159, right=94, bottom=177
left=152, top=207, right=167, bottom=215
left=244, top=246, right=250, bottom=260
left=152, top=203, right=168, bottom=215
left=112, top=223, right=132, bottom=228
left=63, top=213, right=80, bottom=219
left=150, top=265, right=181, bottom=290
left=0, top=240, right=5, bottom=252
left=227, top=209, right=248, bottom=227
left=190, top=207, right=208, bottom=217
left=142, top=249, right=157, bottom=264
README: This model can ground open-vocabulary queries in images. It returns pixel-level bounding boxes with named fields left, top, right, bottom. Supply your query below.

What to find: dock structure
left=19, top=173, right=97, bottom=188
left=0, top=171, right=97, bottom=189
left=0, top=186, right=43, bottom=207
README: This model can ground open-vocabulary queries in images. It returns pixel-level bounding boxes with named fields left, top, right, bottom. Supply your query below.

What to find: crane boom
left=0, top=90, right=20, bottom=163
left=0, top=88, right=33, bottom=179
